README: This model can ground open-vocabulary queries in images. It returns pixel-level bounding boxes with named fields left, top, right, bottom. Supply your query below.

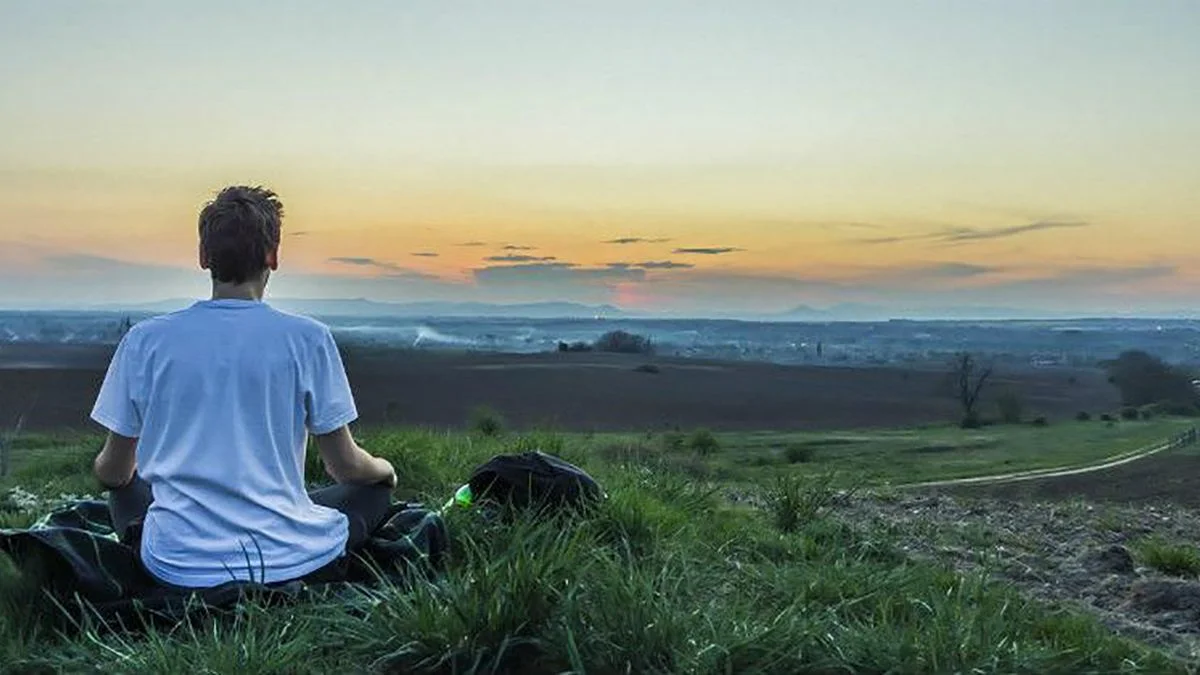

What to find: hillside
left=2, top=421, right=1199, bottom=672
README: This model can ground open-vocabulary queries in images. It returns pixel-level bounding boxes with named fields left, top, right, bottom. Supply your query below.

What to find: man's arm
left=94, top=431, right=138, bottom=489
left=313, top=425, right=396, bottom=487
left=90, top=331, right=143, bottom=489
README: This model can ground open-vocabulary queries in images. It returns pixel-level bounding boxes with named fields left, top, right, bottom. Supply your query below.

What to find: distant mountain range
left=772, top=304, right=1200, bottom=322
left=83, top=298, right=631, bottom=319
left=15, top=297, right=1199, bottom=322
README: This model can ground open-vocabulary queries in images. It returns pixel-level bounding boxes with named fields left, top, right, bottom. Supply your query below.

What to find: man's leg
left=309, top=483, right=393, bottom=551
left=108, top=473, right=153, bottom=545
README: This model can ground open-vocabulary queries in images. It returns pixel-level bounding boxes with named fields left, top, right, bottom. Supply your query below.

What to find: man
left=90, top=185, right=397, bottom=589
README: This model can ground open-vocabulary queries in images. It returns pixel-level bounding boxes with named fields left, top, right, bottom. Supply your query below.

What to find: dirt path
left=899, top=427, right=1199, bottom=490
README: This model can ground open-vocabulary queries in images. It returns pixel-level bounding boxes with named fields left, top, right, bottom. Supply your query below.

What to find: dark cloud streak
left=327, top=256, right=436, bottom=280
left=485, top=254, right=558, bottom=263
left=606, top=260, right=694, bottom=270
left=860, top=221, right=1089, bottom=246
left=604, top=237, right=672, bottom=245
left=673, top=247, right=744, bottom=255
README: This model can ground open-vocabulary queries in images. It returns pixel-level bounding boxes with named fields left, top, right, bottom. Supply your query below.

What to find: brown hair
left=197, top=185, right=284, bottom=284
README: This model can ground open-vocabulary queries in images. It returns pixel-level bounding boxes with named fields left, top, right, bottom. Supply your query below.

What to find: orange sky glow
left=1, top=1, right=1197, bottom=316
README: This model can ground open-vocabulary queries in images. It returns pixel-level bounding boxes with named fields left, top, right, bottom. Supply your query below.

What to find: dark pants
left=109, top=475, right=392, bottom=586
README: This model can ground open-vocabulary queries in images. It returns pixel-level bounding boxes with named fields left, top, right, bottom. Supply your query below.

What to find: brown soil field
left=0, top=342, right=1121, bottom=433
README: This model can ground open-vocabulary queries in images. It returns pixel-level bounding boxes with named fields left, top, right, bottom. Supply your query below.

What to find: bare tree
left=949, top=352, right=994, bottom=428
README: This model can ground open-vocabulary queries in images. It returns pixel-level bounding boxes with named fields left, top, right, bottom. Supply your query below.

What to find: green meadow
left=0, top=418, right=1195, bottom=673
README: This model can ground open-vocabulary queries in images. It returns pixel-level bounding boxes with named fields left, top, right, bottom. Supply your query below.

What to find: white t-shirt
left=90, top=298, right=355, bottom=588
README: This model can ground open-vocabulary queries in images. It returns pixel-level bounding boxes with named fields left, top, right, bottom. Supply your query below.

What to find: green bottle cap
left=453, top=483, right=473, bottom=508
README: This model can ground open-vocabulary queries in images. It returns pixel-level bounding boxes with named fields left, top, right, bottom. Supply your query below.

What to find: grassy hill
left=1, top=419, right=1195, bottom=673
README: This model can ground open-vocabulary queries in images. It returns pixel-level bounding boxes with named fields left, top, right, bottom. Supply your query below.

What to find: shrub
left=660, top=431, right=685, bottom=453
left=1134, top=537, right=1200, bottom=577
left=557, top=341, right=593, bottom=353
left=1155, top=401, right=1200, bottom=417
left=1120, top=406, right=1140, bottom=421
left=1031, top=416, right=1048, bottom=427
left=1103, top=350, right=1199, bottom=408
left=1075, top=411, right=1091, bottom=422
left=594, top=330, right=655, bottom=355
left=595, top=442, right=654, bottom=466
left=687, top=428, right=720, bottom=456
left=656, top=454, right=713, bottom=480
left=633, top=364, right=661, bottom=374
left=470, top=406, right=505, bottom=437
left=1100, top=413, right=1115, bottom=422
left=764, top=473, right=839, bottom=533
left=996, top=391, right=1024, bottom=424
left=784, top=444, right=815, bottom=464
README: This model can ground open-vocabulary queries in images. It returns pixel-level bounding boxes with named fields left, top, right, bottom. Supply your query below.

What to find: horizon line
left=0, top=296, right=1197, bottom=323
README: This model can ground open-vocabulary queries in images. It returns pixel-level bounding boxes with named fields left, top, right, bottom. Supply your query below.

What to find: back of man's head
left=198, top=185, right=284, bottom=284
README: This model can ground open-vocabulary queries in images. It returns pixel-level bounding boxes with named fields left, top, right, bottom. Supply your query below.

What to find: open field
left=3, top=418, right=1189, bottom=501
left=0, top=342, right=1122, bottom=433
left=942, top=438, right=1200, bottom=507
left=3, top=421, right=1200, bottom=672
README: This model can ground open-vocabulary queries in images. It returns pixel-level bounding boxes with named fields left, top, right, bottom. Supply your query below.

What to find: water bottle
left=442, top=483, right=473, bottom=511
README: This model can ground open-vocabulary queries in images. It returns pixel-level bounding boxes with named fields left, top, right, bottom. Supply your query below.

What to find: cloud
left=672, top=247, right=744, bottom=255
left=457, top=241, right=487, bottom=247
left=327, top=256, right=437, bottom=279
left=945, top=221, right=1090, bottom=242
left=874, top=262, right=1002, bottom=281
left=329, top=256, right=381, bottom=266
left=287, top=230, right=310, bottom=238
left=473, top=262, right=645, bottom=285
left=860, top=221, right=1089, bottom=245
left=604, top=237, right=672, bottom=245
left=485, top=254, right=558, bottom=263
left=411, top=252, right=440, bottom=258
left=606, top=260, right=695, bottom=270
left=503, top=244, right=537, bottom=251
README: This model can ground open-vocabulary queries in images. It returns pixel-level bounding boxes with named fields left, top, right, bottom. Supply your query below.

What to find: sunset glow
left=1, top=1, right=1197, bottom=316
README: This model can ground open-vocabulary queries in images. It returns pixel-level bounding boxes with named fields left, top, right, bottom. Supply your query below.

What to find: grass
left=693, top=418, right=1196, bottom=488
left=0, top=422, right=1196, bottom=673
left=1133, top=537, right=1200, bottom=578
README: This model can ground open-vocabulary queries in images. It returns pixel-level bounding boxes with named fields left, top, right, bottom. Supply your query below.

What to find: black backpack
left=467, top=451, right=603, bottom=514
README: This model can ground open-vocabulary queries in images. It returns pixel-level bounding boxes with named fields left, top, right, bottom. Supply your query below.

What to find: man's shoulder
left=130, top=303, right=332, bottom=342
left=262, top=305, right=334, bottom=337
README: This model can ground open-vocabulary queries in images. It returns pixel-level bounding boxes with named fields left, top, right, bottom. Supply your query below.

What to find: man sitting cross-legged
left=90, top=185, right=397, bottom=589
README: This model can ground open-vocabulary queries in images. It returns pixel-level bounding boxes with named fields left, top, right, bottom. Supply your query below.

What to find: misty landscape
left=3, top=304, right=1200, bottom=370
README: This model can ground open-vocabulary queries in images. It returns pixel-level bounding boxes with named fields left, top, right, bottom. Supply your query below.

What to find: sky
left=0, top=0, right=1198, bottom=317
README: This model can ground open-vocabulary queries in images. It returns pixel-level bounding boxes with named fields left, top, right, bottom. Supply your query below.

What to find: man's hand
left=94, top=432, right=138, bottom=489
left=374, top=457, right=398, bottom=489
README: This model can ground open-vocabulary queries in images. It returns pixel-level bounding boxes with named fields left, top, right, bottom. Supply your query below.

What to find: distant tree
left=1102, top=350, right=1198, bottom=408
left=687, top=428, right=720, bottom=456
left=594, top=330, right=654, bottom=355
left=948, top=352, right=994, bottom=429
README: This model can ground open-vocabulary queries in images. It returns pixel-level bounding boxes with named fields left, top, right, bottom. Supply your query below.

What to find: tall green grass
left=0, top=428, right=1190, bottom=673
